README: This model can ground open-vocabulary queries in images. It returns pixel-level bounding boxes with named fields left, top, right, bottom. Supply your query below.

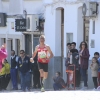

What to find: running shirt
left=37, top=45, right=49, bottom=63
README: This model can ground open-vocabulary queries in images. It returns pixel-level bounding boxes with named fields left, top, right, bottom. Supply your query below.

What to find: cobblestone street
left=0, top=90, right=100, bottom=100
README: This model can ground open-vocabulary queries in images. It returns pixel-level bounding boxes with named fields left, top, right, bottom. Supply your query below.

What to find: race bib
left=39, top=51, right=47, bottom=59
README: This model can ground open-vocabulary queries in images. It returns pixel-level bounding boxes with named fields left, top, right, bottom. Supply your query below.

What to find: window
left=61, top=9, right=64, bottom=24
left=27, top=17, right=30, bottom=29
left=11, top=40, right=13, bottom=50
left=0, top=18, right=1, bottom=23
left=4, top=38, right=6, bottom=43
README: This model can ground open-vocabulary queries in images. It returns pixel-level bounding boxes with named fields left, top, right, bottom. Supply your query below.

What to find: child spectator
left=53, top=72, right=66, bottom=91
left=94, top=52, right=100, bottom=86
left=94, top=52, right=100, bottom=67
left=90, top=57, right=99, bottom=90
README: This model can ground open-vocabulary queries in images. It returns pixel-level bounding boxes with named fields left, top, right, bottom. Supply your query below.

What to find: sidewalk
left=0, top=90, right=100, bottom=100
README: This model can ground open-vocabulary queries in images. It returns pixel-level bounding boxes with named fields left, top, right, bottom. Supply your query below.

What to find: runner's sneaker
left=41, top=87, right=45, bottom=92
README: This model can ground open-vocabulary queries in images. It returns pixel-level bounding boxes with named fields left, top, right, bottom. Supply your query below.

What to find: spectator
left=65, top=43, right=71, bottom=68
left=0, top=62, right=6, bottom=91
left=53, top=72, right=66, bottom=91
left=67, top=43, right=71, bottom=56
left=79, top=41, right=90, bottom=90
left=4, top=59, right=11, bottom=90
left=70, top=49, right=80, bottom=88
left=0, top=44, right=7, bottom=70
left=17, top=50, right=31, bottom=92
left=71, top=42, right=76, bottom=49
left=10, top=50, right=18, bottom=90
left=94, top=52, right=100, bottom=66
left=0, top=44, right=7, bottom=91
left=90, top=57, right=99, bottom=90
left=94, top=52, right=100, bottom=88
left=32, top=53, right=41, bottom=89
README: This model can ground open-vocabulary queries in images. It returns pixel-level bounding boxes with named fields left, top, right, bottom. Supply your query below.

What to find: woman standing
left=79, top=41, right=90, bottom=90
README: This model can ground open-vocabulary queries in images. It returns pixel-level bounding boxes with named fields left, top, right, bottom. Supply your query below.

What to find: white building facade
left=43, top=0, right=100, bottom=89
left=1, top=0, right=100, bottom=89
left=0, top=0, right=44, bottom=89
left=0, top=0, right=44, bottom=62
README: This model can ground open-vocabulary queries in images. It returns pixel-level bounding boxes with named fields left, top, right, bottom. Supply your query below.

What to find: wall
left=2, top=1, right=9, bottom=14
left=55, top=9, right=61, bottom=56
left=77, top=7, right=83, bottom=50
left=24, top=0, right=44, bottom=14
left=89, top=11, right=100, bottom=59
left=0, top=18, right=22, bottom=35
left=64, top=4, right=78, bottom=57
left=45, top=6, right=56, bottom=54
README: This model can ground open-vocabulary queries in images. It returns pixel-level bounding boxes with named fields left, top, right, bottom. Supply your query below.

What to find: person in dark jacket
left=79, top=41, right=90, bottom=90
left=53, top=72, right=66, bottom=91
left=17, top=50, right=31, bottom=92
left=10, top=50, right=18, bottom=90
left=70, top=49, right=81, bottom=88
left=31, top=53, right=41, bottom=89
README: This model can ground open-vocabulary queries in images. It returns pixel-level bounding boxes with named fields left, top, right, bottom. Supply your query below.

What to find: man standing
left=17, top=50, right=31, bottom=92
left=30, top=35, right=53, bottom=92
left=10, top=50, right=18, bottom=90
left=71, top=42, right=76, bottom=49
left=71, top=42, right=81, bottom=88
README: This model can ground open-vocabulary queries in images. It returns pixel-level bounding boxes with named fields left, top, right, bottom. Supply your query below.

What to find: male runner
left=30, top=35, right=53, bottom=92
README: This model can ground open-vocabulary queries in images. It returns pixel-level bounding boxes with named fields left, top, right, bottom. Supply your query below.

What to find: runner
left=30, top=35, right=53, bottom=92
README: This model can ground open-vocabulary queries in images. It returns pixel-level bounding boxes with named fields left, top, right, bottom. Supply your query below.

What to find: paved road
left=0, top=90, right=100, bottom=100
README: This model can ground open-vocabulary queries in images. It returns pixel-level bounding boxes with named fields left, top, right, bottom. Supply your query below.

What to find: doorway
left=56, top=7, right=64, bottom=75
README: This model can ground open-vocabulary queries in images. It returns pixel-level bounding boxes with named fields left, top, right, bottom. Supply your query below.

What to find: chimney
left=9, top=0, right=23, bottom=15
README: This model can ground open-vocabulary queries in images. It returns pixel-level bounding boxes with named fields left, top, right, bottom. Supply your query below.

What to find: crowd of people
left=0, top=35, right=100, bottom=92
left=65, top=42, right=100, bottom=90
left=0, top=35, right=54, bottom=92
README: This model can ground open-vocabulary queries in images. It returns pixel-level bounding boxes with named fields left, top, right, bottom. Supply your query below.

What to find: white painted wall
left=9, top=0, right=23, bottom=15
left=2, top=1, right=10, bottom=14
left=24, top=0, right=44, bottom=14
left=77, top=6, right=83, bottom=50
left=0, top=0, right=3, bottom=12
left=0, top=18, right=22, bottom=35
left=55, top=9, right=61, bottom=56
left=44, top=6, right=56, bottom=54
left=44, top=2, right=83, bottom=57
left=64, top=5, right=78, bottom=57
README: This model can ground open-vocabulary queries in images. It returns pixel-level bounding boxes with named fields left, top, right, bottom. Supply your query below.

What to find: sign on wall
left=0, top=13, right=6, bottom=27
left=15, top=19, right=26, bottom=32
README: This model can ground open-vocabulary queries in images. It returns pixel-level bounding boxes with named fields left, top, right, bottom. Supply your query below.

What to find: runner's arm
left=47, top=46, right=53, bottom=59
